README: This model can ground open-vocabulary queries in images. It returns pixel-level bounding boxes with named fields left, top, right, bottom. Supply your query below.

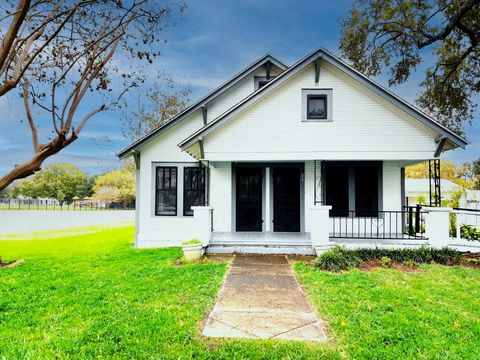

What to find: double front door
left=235, top=166, right=301, bottom=232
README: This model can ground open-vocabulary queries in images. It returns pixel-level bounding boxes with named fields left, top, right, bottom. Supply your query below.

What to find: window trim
left=301, top=88, right=333, bottom=122
left=183, top=166, right=206, bottom=216
left=155, top=166, right=178, bottom=216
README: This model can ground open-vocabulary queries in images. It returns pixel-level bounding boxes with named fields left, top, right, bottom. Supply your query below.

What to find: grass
left=2, top=227, right=479, bottom=359
left=0, top=227, right=334, bottom=359
left=294, top=262, right=480, bottom=359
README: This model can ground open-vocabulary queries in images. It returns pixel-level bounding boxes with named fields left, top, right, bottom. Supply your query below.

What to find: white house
left=118, top=48, right=468, bottom=254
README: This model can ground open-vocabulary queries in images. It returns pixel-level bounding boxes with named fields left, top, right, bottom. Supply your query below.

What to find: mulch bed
left=459, top=253, right=480, bottom=269
left=355, top=253, right=480, bottom=272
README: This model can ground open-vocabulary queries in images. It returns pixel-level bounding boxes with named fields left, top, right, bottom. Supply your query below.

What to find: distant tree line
left=406, top=159, right=480, bottom=190
left=0, top=163, right=135, bottom=203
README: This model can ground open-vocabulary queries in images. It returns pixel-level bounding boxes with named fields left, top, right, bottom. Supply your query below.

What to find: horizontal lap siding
left=135, top=66, right=280, bottom=247
left=204, top=62, right=437, bottom=160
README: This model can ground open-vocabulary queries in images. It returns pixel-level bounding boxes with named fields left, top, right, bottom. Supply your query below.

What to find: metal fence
left=330, top=206, right=426, bottom=240
left=0, top=198, right=135, bottom=211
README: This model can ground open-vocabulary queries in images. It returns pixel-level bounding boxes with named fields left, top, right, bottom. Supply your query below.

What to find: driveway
left=0, top=210, right=134, bottom=236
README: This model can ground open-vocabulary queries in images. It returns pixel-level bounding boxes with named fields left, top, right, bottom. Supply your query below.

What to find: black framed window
left=307, top=94, right=327, bottom=119
left=183, top=167, right=206, bottom=216
left=324, top=162, right=380, bottom=217
left=355, top=165, right=379, bottom=217
left=155, top=167, right=177, bottom=216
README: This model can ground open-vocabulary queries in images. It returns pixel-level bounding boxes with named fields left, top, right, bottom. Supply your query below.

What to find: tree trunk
left=0, top=133, right=76, bottom=191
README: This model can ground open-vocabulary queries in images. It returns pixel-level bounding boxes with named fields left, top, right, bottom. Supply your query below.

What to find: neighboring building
left=406, top=178, right=480, bottom=210
left=118, top=47, right=467, bottom=254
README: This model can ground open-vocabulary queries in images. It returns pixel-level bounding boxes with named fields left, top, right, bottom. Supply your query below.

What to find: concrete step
left=206, top=244, right=316, bottom=255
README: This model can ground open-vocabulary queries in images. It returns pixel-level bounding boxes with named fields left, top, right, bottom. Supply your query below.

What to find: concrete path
left=203, top=255, right=327, bottom=341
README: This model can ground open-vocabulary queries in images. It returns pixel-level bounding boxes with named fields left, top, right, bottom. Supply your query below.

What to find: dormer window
left=254, top=76, right=276, bottom=90
left=302, top=89, right=332, bottom=121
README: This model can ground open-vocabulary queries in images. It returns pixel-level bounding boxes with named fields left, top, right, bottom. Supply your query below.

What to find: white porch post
left=192, top=206, right=214, bottom=247
left=310, top=205, right=332, bottom=255
left=423, top=207, right=452, bottom=249
left=265, top=167, right=271, bottom=232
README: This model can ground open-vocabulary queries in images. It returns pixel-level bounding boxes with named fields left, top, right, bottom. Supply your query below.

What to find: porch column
left=265, top=167, right=271, bottom=232
left=310, top=205, right=332, bottom=255
left=192, top=206, right=214, bottom=247
left=423, top=206, right=452, bottom=248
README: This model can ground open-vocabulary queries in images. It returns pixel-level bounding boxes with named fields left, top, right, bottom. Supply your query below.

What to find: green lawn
left=295, top=262, right=480, bottom=359
left=1, top=227, right=479, bottom=359
left=0, top=227, right=332, bottom=359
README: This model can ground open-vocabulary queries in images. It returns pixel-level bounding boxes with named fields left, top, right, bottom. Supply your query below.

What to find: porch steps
left=206, top=244, right=316, bottom=255
left=208, top=232, right=315, bottom=255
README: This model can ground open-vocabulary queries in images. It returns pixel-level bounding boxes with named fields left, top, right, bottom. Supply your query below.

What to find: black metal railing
left=330, top=207, right=426, bottom=240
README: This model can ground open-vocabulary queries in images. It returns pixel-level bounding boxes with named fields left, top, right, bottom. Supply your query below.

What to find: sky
left=0, top=0, right=478, bottom=176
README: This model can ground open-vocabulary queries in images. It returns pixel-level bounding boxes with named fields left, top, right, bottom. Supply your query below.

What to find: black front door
left=273, top=167, right=301, bottom=232
left=236, top=167, right=263, bottom=231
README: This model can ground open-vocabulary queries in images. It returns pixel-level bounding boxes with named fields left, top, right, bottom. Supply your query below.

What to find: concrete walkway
left=202, top=255, right=327, bottom=341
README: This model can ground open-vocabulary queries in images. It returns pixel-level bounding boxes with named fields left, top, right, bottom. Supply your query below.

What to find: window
left=183, top=167, right=206, bottom=216
left=355, top=165, right=379, bottom=217
left=155, top=167, right=177, bottom=216
left=301, top=89, right=332, bottom=121
left=307, top=95, right=327, bottom=119
left=324, top=165, right=349, bottom=217
left=324, top=162, right=381, bottom=217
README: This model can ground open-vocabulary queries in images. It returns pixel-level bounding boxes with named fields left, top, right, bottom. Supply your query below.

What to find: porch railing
left=330, top=207, right=426, bottom=240
left=450, top=207, right=480, bottom=241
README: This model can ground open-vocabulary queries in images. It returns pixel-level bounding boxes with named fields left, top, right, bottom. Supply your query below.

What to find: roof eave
left=117, top=53, right=289, bottom=158
left=179, top=47, right=468, bottom=151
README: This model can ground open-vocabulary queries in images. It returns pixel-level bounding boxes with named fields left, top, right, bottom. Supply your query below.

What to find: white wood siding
left=203, top=62, right=439, bottom=161
left=209, top=162, right=232, bottom=232
left=383, top=161, right=402, bottom=211
left=207, top=67, right=282, bottom=121
left=135, top=67, right=276, bottom=247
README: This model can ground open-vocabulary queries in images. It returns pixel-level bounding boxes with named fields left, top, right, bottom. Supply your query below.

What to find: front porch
left=206, top=221, right=429, bottom=254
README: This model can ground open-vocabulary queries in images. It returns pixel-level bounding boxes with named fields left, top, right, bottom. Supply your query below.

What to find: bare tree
left=122, top=74, right=190, bottom=142
left=0, top=0, right=185, bottom=191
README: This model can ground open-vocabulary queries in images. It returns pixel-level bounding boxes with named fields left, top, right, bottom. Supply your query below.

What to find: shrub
left=181, top=239, right=202, bottom=246
left=315, top=246, right=461, bottom=271
left=380, top=256, right=392, bottom=267
left=315, top=246, right=360, bottom=272
left=403, top=259, right=417, bottom=267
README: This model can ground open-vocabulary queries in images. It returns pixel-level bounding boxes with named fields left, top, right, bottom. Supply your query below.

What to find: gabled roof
left=178, top=47, right=468, bottom=152
left=117, top=54, right=288, bottom=158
